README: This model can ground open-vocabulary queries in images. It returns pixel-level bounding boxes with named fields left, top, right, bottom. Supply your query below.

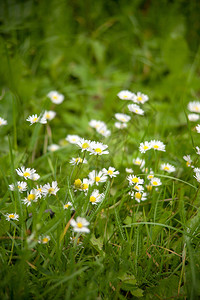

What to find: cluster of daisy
left=89, top=120, right=111, bottom=137
left=187, top=101, right=200, bottom=122
left=139, top=140, right=166, bottom=153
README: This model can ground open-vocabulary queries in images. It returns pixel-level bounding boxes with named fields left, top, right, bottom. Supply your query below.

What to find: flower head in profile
left=128, top=104, right=144, bottom=115
left=89, top=120, right=106, bottom=130
left=42, top=181, right=59, bottom=197
left=96, top=126, right=111, bottom=138
left=188, top=114, right=199, bottom=122
left=115, top=113, right=131, bottom=123
left=66, top=134, right=81, bottom=144
left=63, top=202, right=73, bottom=210
left=38, top=235, right=51, bottom=244
left=0, top=117, right=7, bottom=126
left=30, top=173, right=40, bottom=181
left=102, top=167, right=119, bottom=178
left=47, top=91, right=64, bottom=104
left=132, top=157, right=145, bottom=169
left=48, top=144, right=60, bottom=152
left=183, top=155, right=192, bottom=167
left=160, top=163, right=176, bottom=173
left=16, top=166, right=36, bottom=180
left=89, top=189, right=104, bottom=205
left=26, top=114, right=47, bottom=125
left=88, top=170, right=107, bottom=185
left=188, top=101, right=200, bottom=113
left=125, top=168, right=133, bottom=173
left=43, top=110, right=56, bottom=121
left=5, top=213, right=19, bottom=222
left=139, top=141, right=152, bottom=153
left=70, top=217, right=90, bottom=233
left=70, top=157, right=87, bottom=165
left=9, top=181, right=27, bottom=193
left=117, top=90, right=134, bottom=100
left=150, top=140, right=166, bottom=152
left=89, top=141, right=109, bottom=156
left=132, top=92, right=149, bottom=104
left=115, top=122, right=127, bottom=129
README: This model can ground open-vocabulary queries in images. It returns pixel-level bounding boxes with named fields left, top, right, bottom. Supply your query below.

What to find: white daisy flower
left=80, top=178, right=91, bottom=193
left=150, top=140, right=166, bottom=152
left=73, top=179, right=82, bottom=191
left=160, top=163, right=176, bottom=173
left=96, top=126, right=111, bottom=137
left=188, top=101, right=200, bottom=113
left=194, top=173, right=200, bottom=183
left=133, top=185, right=144, bottom=192
left=38, top=235, right=51, bottom=244
left=5, top=213, right=19, bottom=222
left=117, top=90, right=134, bottom=100
left=196, top=124, right=200, bottom=133
left=128, top=104, right=144, bottom=115
left=48, top=144, right=60, bottom=152
left=132, top=92, right=149, bottom=104
left=196, top=146, right=200, bottom=155
left=125, top=168, right=133, bottom=173
left=43, top=110, right=56, bottom=121
left=29, top=173, right=40, bottom=181
left=16, top=166, right=36, bottom=180
left=70, top=217, right=90, bottom=233
left=76, top=138, right=92, bottom=152
left=26, top=114, right=47, bottom=125
left=115, top=122, right=127, bottom=129
left=47, top=91, right=64, bottom=104
left=63, top=202, right=73, bottom=210
left=150, top=177, right=162, bottom=186
left=139, top=141, right=152, bottom=153
left=22, top=189, right=39, bottom=206
left=89, top=189, right=104, bottom=205
left=183, top=155, right=192, bottom=167
left=89, top=141, right=109, bottom=156
left=0, top=117, right=7, bottom=126
left=147, top=171, right=154, bottom=180
left=36, top=185, right=43, bottom=198
left=188, top=114, right=199, bottom=122
left=127, top=174, right=144, bottom=186
left=102, top=167, right=119, bottom=178
left=66, top=134, right=81, bottom=144
left=88, top=170, right=107, bottom=185
left=194, top=167, right=200, bottom=174
left=115, top=113, right=131, bottom=123
left=129, top=191, right=147, bottom=202
left=89, top=120, right=106, bottom=130
left=42, top=181, right=59, bottom=197
left=132, top=157, right=145, bottom=169
left=69, top=157, right=87, bottom=165
left=9, top=181, right=27, bottom=193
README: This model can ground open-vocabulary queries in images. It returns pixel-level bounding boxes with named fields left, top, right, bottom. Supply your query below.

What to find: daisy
left=117, top=90, right=134, bottom=100
left=194, top=172, right=200, bottom=183
left=128, top=104, right=144, bottom=115
left=0, top=117, right=7, bottom=126
left=183, top=155, right=192, bottom=167
left=9, top=181, right=27, bottom=193
left=63, top=202, right=73, bottom=210
left=188, top=114, right=199, bottom=122
left=16, top=166, right=36, bottom=180
left=47, top=91, right=64, bottom=104
left=5, top=213, right=19, bottom=222
left=127, top=174, right=144, bottom=186
left=76, top=138, right=92, bottom=152
left=150, top=140, right=166, bottom=152
left=80, top=178, right=91, bottom=193
left=88, top=170, right=107, bottom=185
left=89, top=141, right=109, bottom=156
left=66, top=134, right=81, bottom=144
left=125, top=168, right=133, bottom=173
left=102, top=167, right=119, bottom=178
left=160, top=163, right=176, bottom=173
left=96, top=126, right=111, bottom=137
left=26, top=114, right=47, bottom=125
left=89, top=120, right=106, bottom=130
left=188, top=101, right=200, bottom=113
left=36, top=185, right=43, bottom=198
left=115, top=113, right=131, bottom=123
left=132, top=92, right=149, bottom=104
left=196, top=146, right=200, bottom=155
left=139, top=141, right=152, bottom=153
left=133, top=185, right=144, bottom=192
left=147, top=171, right=154, bottom=180
left=42, top=181, right=59, bottom=197
left=70, top=217, right=90, bottom=233
left=132, top=157, right=145, bottom=169
left=48, top=144, right=60, bottom=152
left=89, top=189, right=104, bottom=205
left=115, top=122, right=127, bottom=129
left=70, top=157, right=87, bottom=165
left=129, top=191, right=147, bottom=202
left=43, top=110, right=56, bottom=121
left=22, top=189, right=39, bottom=206
left=150, top=177, right=162, bottom=187
left=38, top=235, right=51, bottom=244
left=30, top=173, right=40, bottom=181
left=196, top=124, right=200, bottom=133
left=73, top=179, right=82, bottom=190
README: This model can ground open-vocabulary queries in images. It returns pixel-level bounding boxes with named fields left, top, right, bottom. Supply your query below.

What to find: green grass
left=0, top=0, right=200, bottom=299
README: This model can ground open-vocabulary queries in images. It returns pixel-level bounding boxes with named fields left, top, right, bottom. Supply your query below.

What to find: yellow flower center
left=77, top=222, right=83, bottom=228
left=195, top=106, right=199, bottom=111
left=82, top=142, right=89, bottom=149
left=64, top=204, right=70, bottom=208
left=152, top=181, right=158, bottom=186
left=81, top=183, right=88, bottom=190
left=95, top=176, right=101, bottom=182
left=107, top=170, right=113, bottom=175
left=9, top=214, right=15, bottom=219
left=137, top=96, right=142, bottom=101
left=164, top=166, right=169, bottom=171
left=48, top=188, right=55, bottom=194
left=135, top=160, right=141, bottom=165
left=132, top=177, right=139, bottom=183
left=135, top=110, right=138, bottom=113
left=143, top=145, right=149, bottom=150
left=18, top=185, right=22, bottom=189
left=72, top=138, right=76, bottom=141
left=186, top=161, right=190, bottom=167
left=27, top=194, right=36, bottom=201
left=53, top=95, right=58, bottom=100
left=135, top=192, right=142, bottom=199
left=90, top=196, right=96, bottom=202
left=75, top=158, right=82, bottom=163
left=23, top=172, right=30, bottom=177
left=45, top=113, right=50, bottom=119
left=74, top=179, right=82, bottom=188
left=148, top=175, right=154, bottom=179
left=0, top=120, right=2, bottom=125
left=123, top=95, right=127, bottom=98
left=134, top=185, right=140, bottom=190
left=95, top=148, right=102, bottom=154
left=33, top=117, right=38, bottom=122
left=153, top=145, right=159, bottom=149
left=38, top=188, right=42, bottom=192
left=121, top=118, right=126, bottom=122
left=42, top=237, right=49, bottom=243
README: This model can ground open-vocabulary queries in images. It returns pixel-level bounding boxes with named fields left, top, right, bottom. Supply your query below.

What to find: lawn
left=0, top=0, right=200, bottom=299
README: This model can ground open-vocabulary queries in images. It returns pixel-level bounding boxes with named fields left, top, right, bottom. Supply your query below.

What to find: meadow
left=0, top=0, right=200, bottom=299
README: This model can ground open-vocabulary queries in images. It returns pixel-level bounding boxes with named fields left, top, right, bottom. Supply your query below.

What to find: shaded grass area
left=0, top=0, right=200, bottom=299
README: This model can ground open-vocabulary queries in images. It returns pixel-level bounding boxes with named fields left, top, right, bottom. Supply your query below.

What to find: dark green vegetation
left=0, top=0, right=200, bottom=299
